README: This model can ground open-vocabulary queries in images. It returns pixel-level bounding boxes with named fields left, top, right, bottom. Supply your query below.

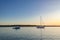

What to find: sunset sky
left=0, top=0, right=60, bottom=25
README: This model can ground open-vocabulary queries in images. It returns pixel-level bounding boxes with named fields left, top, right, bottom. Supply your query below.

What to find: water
left=0, top=27, right=60, bottom=40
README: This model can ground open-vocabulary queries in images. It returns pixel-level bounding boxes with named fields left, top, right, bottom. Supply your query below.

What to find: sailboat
left=13, top=26, right=20, bottom=30
left=37, top=16, right=45, bottom=29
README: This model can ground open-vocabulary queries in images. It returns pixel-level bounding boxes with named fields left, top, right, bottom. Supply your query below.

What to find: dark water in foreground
left=0, top=27, right=60, bottom=40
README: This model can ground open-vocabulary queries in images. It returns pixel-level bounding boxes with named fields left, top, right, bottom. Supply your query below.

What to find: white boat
left=13, top=26, right=20, bottom=29
left=37, top=25, right=45, bottom=29
left=37, top=16, right=45, bottom=29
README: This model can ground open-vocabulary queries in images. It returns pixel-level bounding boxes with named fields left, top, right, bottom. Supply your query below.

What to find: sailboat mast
left=40, top=16, right=42, bottom=26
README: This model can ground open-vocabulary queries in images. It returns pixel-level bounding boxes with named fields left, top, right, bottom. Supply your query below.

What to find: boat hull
left=37, top=26, right=45, bottom=29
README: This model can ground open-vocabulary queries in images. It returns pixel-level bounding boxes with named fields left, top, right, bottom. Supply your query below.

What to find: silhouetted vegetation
left=0, top=25, right=60, bottom=27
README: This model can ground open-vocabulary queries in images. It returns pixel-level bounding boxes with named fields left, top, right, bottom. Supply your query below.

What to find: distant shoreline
left=0, top=25, right=60, bottom=27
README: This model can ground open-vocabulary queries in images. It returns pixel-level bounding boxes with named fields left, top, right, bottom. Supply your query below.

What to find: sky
left=0, top=0, right=60, bottom=25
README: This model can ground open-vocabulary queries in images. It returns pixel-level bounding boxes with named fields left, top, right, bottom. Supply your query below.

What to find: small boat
left=13, top=26, right=20, bottom=29
left=37, top=16, right=45, bottom=29
left=37, top=25, right=45, bottom=29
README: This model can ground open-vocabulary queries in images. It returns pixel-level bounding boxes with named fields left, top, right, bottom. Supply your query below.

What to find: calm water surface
left=0, top=27, right=60, bottom=40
